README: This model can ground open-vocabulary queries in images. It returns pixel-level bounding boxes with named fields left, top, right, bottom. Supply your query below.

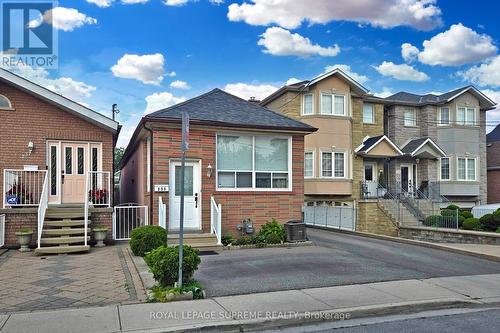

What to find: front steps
left=35, top=206, right=91, bottom=255
left=167, top=233, right=222, bottom=250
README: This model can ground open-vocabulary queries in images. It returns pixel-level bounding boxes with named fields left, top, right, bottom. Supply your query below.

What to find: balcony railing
left=88, top=171, right=111, bottom=207
left=3, top=169, right=48, bottom=208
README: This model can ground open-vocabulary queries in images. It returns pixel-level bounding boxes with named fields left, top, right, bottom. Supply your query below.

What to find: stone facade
left=357, top=201, right=399, bottom=236
left=399, top=226, right=500, bottom=244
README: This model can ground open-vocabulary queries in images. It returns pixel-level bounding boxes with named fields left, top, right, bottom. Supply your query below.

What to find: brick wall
left=138, top=124, right=305, bottom=237
left=90, top=208, right=114, bottom=243
left=488, top=170, right=500, bottom=204
left=399, top=226, right=500, bottom=244
left=0, top=208, right=38, bottom=248
left=0, top=81, right=114, bottom=202
left=357, top=201, right=399, bottom=236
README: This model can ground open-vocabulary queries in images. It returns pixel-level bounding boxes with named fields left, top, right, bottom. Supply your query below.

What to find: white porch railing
left=158, top=196, right=166, bottom=229
left=210, top=196, right=222, bottom=245
left=3, top=169, right=47, bottom=208
left=37, top=172, right=49, bottom=248
left=113, top=204, right=149, bottom=240
left=88, top=171, right=111, bottom=207
left=0, top=214, right=5, bottom=248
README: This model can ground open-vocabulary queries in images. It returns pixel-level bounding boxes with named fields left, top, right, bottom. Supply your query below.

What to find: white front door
left=400, top=163, right=417, bottom=195
left=363, top=162, right=378, bottom=196
left=169, top=161, right=201, bottom=231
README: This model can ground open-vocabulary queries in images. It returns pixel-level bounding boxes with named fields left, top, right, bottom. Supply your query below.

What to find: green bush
left=249, top=234, right=267, bottom=247
left=221, top=234, right=234, bottom=246
left=497, top=227, right=500, bottom=233
left=462, top=218, right=483, bottom=231
left=441, top=209, right=457, bottom=218
left=479, top=213, right=500, bottom=232
left=129, top=225, right=168, bottom=257
left=423, top=215, right=442, bottom=227
left=144, top=245, right=201, bottom=287
left=493, top=210, right=500, bottom=222
left=259, top=219, right=286, bottom=244
left=446, top=204, right=460, bottom=211
left=460, top=211, right=473, bottom=219
left=458, top=215, right=465, bottom=228
left=233, top=237, right=251, bottom=246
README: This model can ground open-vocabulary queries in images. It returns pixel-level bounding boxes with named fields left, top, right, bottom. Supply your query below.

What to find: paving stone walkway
left=0, top=244, right=145, bottom=313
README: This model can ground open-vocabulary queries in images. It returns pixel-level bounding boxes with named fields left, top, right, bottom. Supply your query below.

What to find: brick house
left=120, top=88, right=316, bottom=246
left=487, top=125, right=500, bottom=203
left=0, top=68, right=119, bottom=253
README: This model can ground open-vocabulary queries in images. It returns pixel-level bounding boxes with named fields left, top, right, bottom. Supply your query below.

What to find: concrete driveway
left=195, top=228, right=500, bottom=297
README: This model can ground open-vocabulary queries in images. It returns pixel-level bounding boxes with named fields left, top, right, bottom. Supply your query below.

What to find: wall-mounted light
left=27, top=141, right=34, bottom=155
left=207, top=163, right=213, bottom=178
left=415, top=158, right=420, bottom=164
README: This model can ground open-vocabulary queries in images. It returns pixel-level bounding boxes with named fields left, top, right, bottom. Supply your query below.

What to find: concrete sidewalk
left=1, top=273, right=500, bottom=333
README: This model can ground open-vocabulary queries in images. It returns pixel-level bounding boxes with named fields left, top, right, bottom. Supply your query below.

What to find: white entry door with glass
left=363, top=162, right=378, bottom=198
left=400, top=163, right=417, bottom=195
left=169, top=161, right=201, bottom=231
left=47, top=141, right=102, bottom=204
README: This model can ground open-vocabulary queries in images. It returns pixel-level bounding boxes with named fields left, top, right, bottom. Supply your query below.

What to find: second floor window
left=457, top=107, right=476, bottom=126
left=303, top=94, right=313, bottom=115
left=440, top=157, right=450, bottom=180
left=404, top=109, right=416, bottom=127
left=304, top=151, right=314, bottom=178
left=321, top=93, right=346, bottom=116
left=321, top=151, right=346, bottom=178
left=363, top=103, right=375, bottom=123
left=457, top=157, right=476, bottom=181
left=439, top=107, right=450, bottom=125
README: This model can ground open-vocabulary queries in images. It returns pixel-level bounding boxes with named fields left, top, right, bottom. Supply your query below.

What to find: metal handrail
left=84, top=173, right=89, bottom=247
left=210, top=196, right=222, bottom=245
left=3, top=169, right=47, bottom=208
left=37, top=172, right=49, bottom=248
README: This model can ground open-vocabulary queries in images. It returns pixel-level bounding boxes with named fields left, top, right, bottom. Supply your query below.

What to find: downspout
left=144, top=123, right=154, bottom=223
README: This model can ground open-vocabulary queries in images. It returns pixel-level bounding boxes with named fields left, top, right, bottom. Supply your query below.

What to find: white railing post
left=0, top=214, right=5, bottom=248
left=37, top=171, right=49, bottom=249
left=84, top=172, right=89, bottom=247
left=217, top=203, right=222, bottom=245
left=3, top=170, right=6, bottom=209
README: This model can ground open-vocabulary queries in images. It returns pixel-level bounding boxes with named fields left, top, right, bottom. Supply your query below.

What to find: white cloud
left=374, top=61, right=429, bottom=82
left=111, top=54, right=165, bottom=85
left=7, top=64, right=96, bottom=103
left=458, top=55, right=500, bottom=87
left=86, top=0, right=113, bottom=7
left=324, top=64, right=369, bottom=84
left=258, top=27, right=340, bottom=57
left=286, top=77, right=302, bottom=85
left=401, top=43, right=419, bottom=62
left=228, top=0, right=442, bottom=31
left=145, top=92, right=186, bottom=114
left=122, top=0, right=149, bottom=3
left=224, top=83, right=279, bottom=100
left=170, top=80, right=191, bottom=90
left=30, top=7, right=97, bottom=32
left=374, top=87, right=394, bottom=98
left=167, top=71, right=177, bottom=77
left=482, top=89, right=500, bottom=130
left=417, top=23, right=497, bottom=66
left=163, top=0, right=189, bottom=5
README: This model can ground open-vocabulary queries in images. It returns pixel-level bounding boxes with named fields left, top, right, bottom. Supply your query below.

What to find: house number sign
left=154, top=184, right=169, bottom=192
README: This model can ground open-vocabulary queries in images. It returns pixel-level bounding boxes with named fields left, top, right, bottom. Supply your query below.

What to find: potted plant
left=92, top=225, right=108, bottom=247
left=16, top=227, right=33, bottom=252
left=88, top=189, right=108, bottom=206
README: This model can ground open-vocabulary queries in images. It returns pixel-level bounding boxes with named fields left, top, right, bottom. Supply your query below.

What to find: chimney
left=248, top=96, right=261, bottom=104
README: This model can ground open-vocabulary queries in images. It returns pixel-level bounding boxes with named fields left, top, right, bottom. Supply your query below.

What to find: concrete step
left=167, top=241, right=222, bottom=250
left=168, top=233, right=218, bottom=245
left=40, top=236, right=90, bottom=245
left=45, top=212, right=88, bottom=219
left=42, top=228, right=91, bottom=236
left=44, top=219, right=88, bottom=227
left=35, top=245, right=90, bottom=255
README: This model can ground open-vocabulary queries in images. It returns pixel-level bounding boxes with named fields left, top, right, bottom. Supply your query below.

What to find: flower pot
left=15, top=232, right=33, bottom=252
left=93, top=229, right=107, bottom=247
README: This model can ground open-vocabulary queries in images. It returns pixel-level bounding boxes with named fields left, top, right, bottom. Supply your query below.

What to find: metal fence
left=0, top=214, right=4, bottom=248
left=303, top=206, right=356, bottom=231
left=113, top=204, right=149, bottom=240
left=3, top=169, right=47, bottom=208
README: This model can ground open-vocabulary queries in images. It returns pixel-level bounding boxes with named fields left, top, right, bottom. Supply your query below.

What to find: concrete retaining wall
left=399, top=226, right=500, bottom=244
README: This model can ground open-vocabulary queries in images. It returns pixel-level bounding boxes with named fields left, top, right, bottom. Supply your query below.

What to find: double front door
left=48, top=141, right=102, bottom=204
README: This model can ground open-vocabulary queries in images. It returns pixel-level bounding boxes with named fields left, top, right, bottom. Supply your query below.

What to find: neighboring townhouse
left=261, top=69, right=402, bottom=235
left=120, top=89, right=316, bottom=246
left=0, top=68, right=120, bottom=253
left=384, top=86, right=496, bottom=208
left=487, top=124, right=500, bottom=203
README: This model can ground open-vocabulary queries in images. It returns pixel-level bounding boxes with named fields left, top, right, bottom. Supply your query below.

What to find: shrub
left=479, top=213, right=500, bottom=232
left=249, top=234, right=267, bottom=247
left=497, top=227, right=500, bottom=233
left=144, top=245, right=201, bottom=287
left=233, top=237, right=251, bottom=246
left=441, top=209, right=457, bottom=218
left=493, top=209, right=500, bottom=222
left=458, top=215, right=465, bottom=228
left=221, top=234, right=234, bottom=246
left=424, top=215, right=442, bottom=227
left=129, top=225, right=168, bottom=257
left=460, top=210, right=473, bottom=219
left=446, top=204, right=460, bottom=211
left=462, top=218, right=483, bottom=231
left=260, top=219, right=286, bottom=244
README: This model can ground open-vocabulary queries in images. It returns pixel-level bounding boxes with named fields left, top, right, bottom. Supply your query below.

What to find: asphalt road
left=266, top=307, right=500, bottom=333
left=195, top=228, right=500, bottom=297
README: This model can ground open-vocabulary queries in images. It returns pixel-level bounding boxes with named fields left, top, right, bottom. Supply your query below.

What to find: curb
left=307, top=226, right=500, bottom=263
left=129, top=298, right=477, bottom=333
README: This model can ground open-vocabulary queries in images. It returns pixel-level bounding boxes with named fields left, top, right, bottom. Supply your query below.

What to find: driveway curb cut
left=308, top=226, right=500, bottom=263
left=130, top=298, right=477, bottom=332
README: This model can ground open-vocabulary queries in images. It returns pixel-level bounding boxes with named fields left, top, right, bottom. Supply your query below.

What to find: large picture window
left=457, top=107, right=476, bottom=125
left=320, top=93, right=346, bottom=116
left=216, top=134, right=290, bottom=190
left=321, top=151, right=346, bottom=178
left=457, top=157, right=476, bottom=181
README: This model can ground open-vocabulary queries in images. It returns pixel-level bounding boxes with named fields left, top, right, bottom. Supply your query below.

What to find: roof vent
left=248, top=96, right=261, bottom=104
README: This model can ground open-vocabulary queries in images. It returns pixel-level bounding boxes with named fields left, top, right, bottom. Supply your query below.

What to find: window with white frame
left=0, top=94, right=12, bottom=110
left=440, top=157, right=450, bottom=180
left=216, top=134, right=290, bottom=190
left=321, top=151, right=346, bottom=178
left=457, top=157, right=476, bottom=181
left=363, top=103, right=375, bottom=123
left=304, top=151, right=314, bottom=178
left=457, top=107, right=476, bottom=125
left=404, top=109, right=416, bottom=127
left=302, top=94, right=313, bottom=115
left=439, top=107, right=450, bottom=125
left=320, top=93, right=346, bottom=116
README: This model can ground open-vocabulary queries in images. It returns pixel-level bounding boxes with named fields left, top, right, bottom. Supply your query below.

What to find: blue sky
left=6, top=0, right=500, bottom=147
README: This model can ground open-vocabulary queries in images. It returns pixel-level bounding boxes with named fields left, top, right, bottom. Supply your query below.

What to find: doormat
left=198, top=251, right=219, bottom=256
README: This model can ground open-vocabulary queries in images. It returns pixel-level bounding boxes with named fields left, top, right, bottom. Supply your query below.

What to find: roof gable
left=355, top=135, right=403, bottom=157
left=146, top=88, right=316, bottom=132
left=487, top=124, right=500, bottom=143
left=401, top=137, right=446, bottom=158
left=0, top=68, right=119, bottom=132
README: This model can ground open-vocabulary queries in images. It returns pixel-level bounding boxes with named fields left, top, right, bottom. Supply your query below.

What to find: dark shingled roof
left=146, top=88, right=316, bottom=132
left=487, top=124, right=500, bottom=143
left=357, top=135, right=384, bottom=152
left=386, top=87, right=469, bottom=105
left=401, top=138, right=430, bottom=154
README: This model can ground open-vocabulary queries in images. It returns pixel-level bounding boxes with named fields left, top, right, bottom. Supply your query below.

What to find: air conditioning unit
left=285, top=220, right=308, bottom=242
